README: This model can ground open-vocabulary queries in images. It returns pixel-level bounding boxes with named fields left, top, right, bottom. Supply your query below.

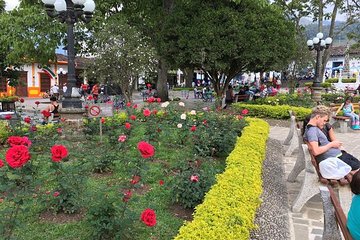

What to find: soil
left=39, top=210, right=85, bottom=224
left=168, top=203, right=194, bottom=221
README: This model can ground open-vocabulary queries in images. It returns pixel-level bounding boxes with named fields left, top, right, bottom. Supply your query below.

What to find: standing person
left=224, top=85, right=234, bottom=107
left=348, top=171, right=360, bottom=239
left=91, top=83, right=99, bottom=102
left=336, top=97, right=360, bottom=130
left=51, top=84, right=59, bottom=99
left=62, top=83, right=67, bottom=99
left=45, top=96, right=60, bottom=122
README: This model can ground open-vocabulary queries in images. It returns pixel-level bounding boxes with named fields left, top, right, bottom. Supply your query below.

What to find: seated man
left=303, top=105, right=360, bottom=177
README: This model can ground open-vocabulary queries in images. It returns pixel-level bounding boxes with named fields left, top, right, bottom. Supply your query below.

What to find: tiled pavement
left=270, top=126, right=360, bottom=240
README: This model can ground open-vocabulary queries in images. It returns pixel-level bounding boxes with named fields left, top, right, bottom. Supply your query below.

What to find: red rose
left=24, top=116, right=31, bottom=124
left=241, top=109, right=249, bottom=115
left=157, top=98, right=161, bottom=103
left=147, top=97, right=155, bottom=103
left=140, top=208, right=157, bottom=227
left=7, top=136, right=31, bottom=147
left=53, top=191, right=60, bottom=197
left=123, top=190, right=132, bottom=202
left=35, top=101, right=40, bottom=106
left=137, top=141, right=155, bottom=158
left=84, top=105, right=89, bottom=109
left=237, top=115, right=243, bottom=120
left=126, top=102, right=131, bottom=107
left=190, top=125, right=196, bottom=132
left=202, top=120, right=207, bottom=125
left=0, top=159, right=4, bottom=168
left=87, top=95, right=93, bottom=100
left=5, top=145, right=31, bottom=169
left=57, top=128, right=62, bottom=134
left=41, top=110, right=51, bottom=118
left=5, top=115, right=12, bottom=120
left=101, top=117, right=106, bottom=124
left=159, top=180, right=164, bottom=186
left=125, top=122, right=131, bottom=129
left=19, top=98, right=24, bottom=103
left=51, top=145, right=68, bottom=162
left=133, top=104, right=138, bottom=109
left=130, top=115, right=136, bottom=121
left=190, top=175, right=199, bottom=182
left=31, top=126, right=37, bottom=132
left=152, top=109, right=158, bottom=115
left=130, top=175, right=141, bottom=185
left=143, top=108, right=151, bottom=117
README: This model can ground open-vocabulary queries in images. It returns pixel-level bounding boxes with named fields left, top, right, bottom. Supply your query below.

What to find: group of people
left=50, top=83, right=67, bottom=100
left=304, top=105, right=360, bottom=239
left=335, top=97, right=360, bottom=130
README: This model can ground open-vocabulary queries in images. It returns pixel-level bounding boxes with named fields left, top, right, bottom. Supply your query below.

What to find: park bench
left=329, top=102, right=360, bottom=133
left=290, top=143, right=352, bottom=213
left=319, top=186, right=353, bottom=240
left=234, top=94, right=249, bottom=102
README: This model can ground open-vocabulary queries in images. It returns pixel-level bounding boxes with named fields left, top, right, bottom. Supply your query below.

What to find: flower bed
left=174, top=118, right=269, bottom=239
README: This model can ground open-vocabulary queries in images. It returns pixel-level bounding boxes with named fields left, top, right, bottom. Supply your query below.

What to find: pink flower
left=125, top=122, right=131, bottom=129
left=157, top=98, right=161, bottom=103
left=133, top=104, right=138, bottom=109
left=190, top=125, right=196, bottom=132
left=143, top=108, right=151, bottom=117
left=118, top=135, right=127, bottom=142
left=53, top=191, right=60, bottom=197
left=241, top=109, right=249, bottom=115
left=126, top=102, right=131, bottom=107
left=190, top=175, right=199, bottom=182
left=237, top=115, right=243, bottom=120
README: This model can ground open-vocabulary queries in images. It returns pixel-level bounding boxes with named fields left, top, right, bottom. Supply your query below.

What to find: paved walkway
left=270, top=126, right=360, bottom=240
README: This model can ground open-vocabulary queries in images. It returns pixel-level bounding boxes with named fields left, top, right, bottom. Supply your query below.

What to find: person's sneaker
left=354, top=125, right=360, bottom=130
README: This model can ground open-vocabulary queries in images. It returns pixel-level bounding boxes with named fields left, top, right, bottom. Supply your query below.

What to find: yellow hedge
left=174, top=118, right=269, bottom=240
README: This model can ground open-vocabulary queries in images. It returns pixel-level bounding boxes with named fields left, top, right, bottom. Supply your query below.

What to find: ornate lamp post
left=41, top=0, right=95, bottom=108
left=306, top=32, right=332, bottom=103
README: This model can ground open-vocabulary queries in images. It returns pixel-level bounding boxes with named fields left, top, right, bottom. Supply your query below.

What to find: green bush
left=253, top=93, right=315, bottom=108
left=303, top=82, right=332, bottom=88
left=325, top=78, right=339, bottom=83
left=342, top=78, right=356, bottom=83
left=175, top=118, right=269, bottom=239
left=232, top=103, right=311, bottom=120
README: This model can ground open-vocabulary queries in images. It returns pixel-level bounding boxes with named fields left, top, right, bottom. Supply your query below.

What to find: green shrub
left=232, top=103, right=311, bottom=120
left=325, top=78, right=339, bottom=83
left=253, top=93, right=315, bottom=108
left=342, top=78, right=356, bottom=83
left=174, top=118, right=269, bottom=239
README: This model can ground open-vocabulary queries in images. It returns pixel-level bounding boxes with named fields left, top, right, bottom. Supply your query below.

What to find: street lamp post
left=307, top=32, right=332, bottom=103
left=41, top=0, right=95, bottom=108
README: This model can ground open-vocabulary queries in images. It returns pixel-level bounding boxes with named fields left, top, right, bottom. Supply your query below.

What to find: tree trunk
left=184, top=67, right=194, bottom=88
left=156, top=58, right=169, bottom=101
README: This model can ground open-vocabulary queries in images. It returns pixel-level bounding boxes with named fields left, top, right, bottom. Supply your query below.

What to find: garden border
left=174, top=118, right=269, bottom=239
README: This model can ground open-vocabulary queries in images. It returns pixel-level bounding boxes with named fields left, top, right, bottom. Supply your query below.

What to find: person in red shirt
left=91, top=83, right=99, bottom=101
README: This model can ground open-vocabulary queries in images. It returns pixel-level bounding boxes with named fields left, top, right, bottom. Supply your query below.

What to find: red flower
left=237, top=115, right=243, bottom=120
left=19, top=98, right=24, bottom=103
left=84, top=105, right=89, bottom=109
left=57, top=128, right=62, bottom=134
left=126, top=102, right=131, bottom=107
left=147, top=97, right=155, bottom=103
left=7, top=136, right=31, bottom=147
left=190, top=125, right=196, bottom=132
left=87, top=95, right=93, bottom=100
left=133, top=104, right=138, bottom=109
left=137, top=141, right=155, bottom=158
left=146, top=83, right=152, bottom=88
left=5, top=145, right=31, bottom=169
left=143, top=108, right=151, bottom=117
left=241, top=109, right=249, bottom=115
left=202, top=120, right=207, bottom=125
left=51, top=145, right=68, bottom=162
left=190, top=175, right=199, bottom=182
left=41, top=110, right=51, bottom=118
left=159, top=180, right=164, bottom=186
left=130, top=175, right=141, bottom=185
left=140, top=208, right=157, bottom=227
left=24, top=116, right=31, bottom=124
left=152, top=109, right=158, bottom=115
left=5, top=115, right=12, bottom=120
left=60, top=118, right=66, bottom=122
left=53, top=191, right=60, bottom=197
left=122, top=190, right=132, bottom=202
left=35, top=101, right=40, bottom=106
left=118, top=135, right=127, bottom=142
left=31, top=126, right=37, bottom=132
left=130, top=115, right=136, bottom=121
left=125, top=122, right=131, bottom=129
left=157, top=98, right=161, bottom=103
left=0, top=159, right=4, bottom=168
left=101, top=117, right=106, bottom=124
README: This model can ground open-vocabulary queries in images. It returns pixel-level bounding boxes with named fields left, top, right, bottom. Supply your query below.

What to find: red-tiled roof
left=329, top=46, right=360, bottom=56
left=55, top=54, right=93, bottom=69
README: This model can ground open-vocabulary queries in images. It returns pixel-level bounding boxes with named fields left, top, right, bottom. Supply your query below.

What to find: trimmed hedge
left=232, top=103, right=312, bottom=120
left=174, top=118, right=269, bottom=240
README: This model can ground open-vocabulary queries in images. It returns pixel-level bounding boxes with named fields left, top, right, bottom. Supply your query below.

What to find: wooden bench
left=234, top=94, right=249, bottom=102
left=291, top=144, right=352, bottom=213
left=330, top=102, right=360, bottom=133
left=319, top=186, right=353, bottom=240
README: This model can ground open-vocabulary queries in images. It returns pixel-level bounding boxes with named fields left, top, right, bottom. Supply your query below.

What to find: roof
left=55, top=54, right=94, bottom=69
left=329, top=46, right=360, bottom=57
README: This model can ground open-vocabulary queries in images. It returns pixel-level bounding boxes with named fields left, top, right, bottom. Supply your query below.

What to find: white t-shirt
left=51, top=85, right=59, bottom=94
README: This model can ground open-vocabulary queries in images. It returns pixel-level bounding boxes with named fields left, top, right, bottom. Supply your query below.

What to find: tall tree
left=159, top=0, right=296, bottom=101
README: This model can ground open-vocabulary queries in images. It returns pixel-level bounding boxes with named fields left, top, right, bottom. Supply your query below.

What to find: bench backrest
left=327, top=186, right=353, bottom=240
left=330, top=102, right=360, bottom=114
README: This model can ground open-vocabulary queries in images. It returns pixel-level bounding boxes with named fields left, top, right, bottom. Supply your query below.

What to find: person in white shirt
left=62, top=83, right=67, bottom=99
left=51, top=84, right=59, bottom=99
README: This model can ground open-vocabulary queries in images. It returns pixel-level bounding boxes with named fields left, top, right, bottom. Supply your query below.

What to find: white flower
left=180, top=113, right=186, bottom=120
left=161, top=101, right=170, bottom=108
left=177, top=123, right=183, bottom=128
left=178, top=102, right=185, bottom=107
left=190, top=110, right=196, bottom=115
